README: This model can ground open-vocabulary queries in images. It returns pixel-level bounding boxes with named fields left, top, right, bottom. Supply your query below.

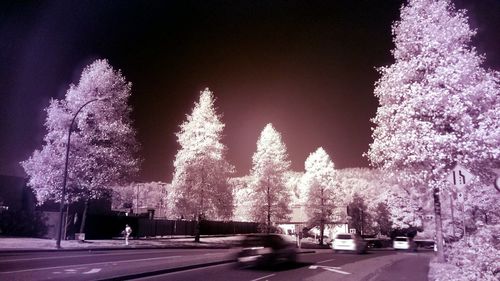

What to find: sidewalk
left=0, top=235, right=244, bottom=252
left=329, top=252, right=433, bottom=281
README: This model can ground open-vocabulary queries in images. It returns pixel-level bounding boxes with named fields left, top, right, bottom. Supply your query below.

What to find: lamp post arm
left=56, top=98, right=101, bottom=249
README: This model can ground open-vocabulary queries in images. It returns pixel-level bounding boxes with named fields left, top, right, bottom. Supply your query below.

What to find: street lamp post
left=56, top=98, right=102, bottom=249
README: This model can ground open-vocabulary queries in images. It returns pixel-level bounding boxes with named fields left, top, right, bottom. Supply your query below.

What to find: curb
left=0, top=244, right=233, bottom=254
left=0, top=244, right=319, bottom=254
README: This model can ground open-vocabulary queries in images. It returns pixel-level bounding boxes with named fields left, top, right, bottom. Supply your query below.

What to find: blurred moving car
left=331, top=233, right=367, bottom=254
left=236, top=234, right=298, bottom=267
left=393, top=236, right=417, bottom=251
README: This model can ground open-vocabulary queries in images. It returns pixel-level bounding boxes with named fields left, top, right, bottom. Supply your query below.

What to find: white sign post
left=448, top=164, right=474, bottom=241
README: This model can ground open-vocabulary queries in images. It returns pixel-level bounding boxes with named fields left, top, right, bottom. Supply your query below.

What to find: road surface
left=136, top=250, right=431, bottom=281
left=0, top=248, right=235, bottom=281
left=0, top=248, right=432, bottom=281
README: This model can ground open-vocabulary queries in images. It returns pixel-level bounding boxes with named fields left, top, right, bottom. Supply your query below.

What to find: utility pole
left=449, top=191, right=455, bottom=238
left=56, top=98, right=104, bottom=249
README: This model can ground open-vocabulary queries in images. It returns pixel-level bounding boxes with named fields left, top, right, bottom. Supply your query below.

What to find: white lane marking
left=309, top=265, right=351, bottom=275
left=0, top=255, right=182, bottom=274
left=64, top=269, right=77, bottom=272
left=83, top=268, right=102, bottom=274
left=323, top=267, right=351, bottom=275
left=250, top=274, right=276, bottom=281
left=317, top=258, right=336, bottom=264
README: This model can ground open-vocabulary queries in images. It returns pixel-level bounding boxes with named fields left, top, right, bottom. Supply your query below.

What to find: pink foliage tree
left=367, top=0, right=499, bottom=263
left=22, top=59, right=140, bottom=232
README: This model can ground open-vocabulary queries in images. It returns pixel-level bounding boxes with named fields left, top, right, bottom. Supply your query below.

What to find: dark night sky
left=1, top=1, right=499, bottom=182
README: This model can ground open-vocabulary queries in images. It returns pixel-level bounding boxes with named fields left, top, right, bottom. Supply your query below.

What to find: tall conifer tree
left=303, top=147, right=338, bottom=245
left=171, top=88, right=234, bottom=242
left=250, top=124, right=291, bottom=232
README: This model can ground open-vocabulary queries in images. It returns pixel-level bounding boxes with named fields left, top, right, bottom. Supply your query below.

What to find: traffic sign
left=448, top=164, right=474, bottom=188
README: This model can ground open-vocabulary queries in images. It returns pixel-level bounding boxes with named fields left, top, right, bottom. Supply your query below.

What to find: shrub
left=429, top=224, right=500, bottom=281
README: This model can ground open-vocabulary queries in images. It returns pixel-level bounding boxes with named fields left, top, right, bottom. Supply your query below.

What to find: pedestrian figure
left=124, top=224, right=132, bottom=245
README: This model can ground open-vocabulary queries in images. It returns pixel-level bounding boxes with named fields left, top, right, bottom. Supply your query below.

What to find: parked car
left=331, top=233, right=367, bottom=254
left=236, top=234, right=298, bottom=267
left=317, top=235, right=331, bottom=245
left=393, top=236, right=417, bottom=251
left=365, top=238, right=383, bottom=248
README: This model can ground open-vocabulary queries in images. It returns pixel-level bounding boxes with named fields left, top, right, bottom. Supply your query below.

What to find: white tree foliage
left=21, top=59, right=140, bottom=204
left=303, top=148, right=339, bottom=224
left=249, top=123, right=292, bottom=228
left=229, top=176, right=255, bottom=222
left=368, top=0, right=499, bottom=181
left=336, top=168, right=423, bottom=232
left=367, top=0, right=500, bottom=264
left=286, top=171, right=306, bottom=206
left=303, top=147, right=339, bottom=244
left=336, top=168, right=379, bottom=208
left=171, top=88, right=234, bottom=221
left=377, top=186, right=423, bottom=230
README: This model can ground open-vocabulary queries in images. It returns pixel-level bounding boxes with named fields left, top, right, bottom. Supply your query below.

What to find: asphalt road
left=133, top=251, right=432, bottom=281
left=134, top=251, right=395, bottom=281
left=0, top=248, right=432, bottom=281
left=0, top=248, right=236, bottom=281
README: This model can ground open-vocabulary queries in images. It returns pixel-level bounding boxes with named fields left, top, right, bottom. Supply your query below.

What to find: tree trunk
left=319, top=187, right=324, bottom=245
left=319, top=221, right=324, bottom=246
left=195, top=170, right=205, bottom=243
left=194, top=214, right=201, bottom=243
left=433, top=187, right=445, bottom=262
left=79, top=199, right=89, bottom=235
left=63, top=205, right=70, bottom=240
left=267, top=180, right=271, bottom=234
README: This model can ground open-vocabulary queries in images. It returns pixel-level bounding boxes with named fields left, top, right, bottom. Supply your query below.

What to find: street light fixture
left=56, top=97, right=106, bottom=249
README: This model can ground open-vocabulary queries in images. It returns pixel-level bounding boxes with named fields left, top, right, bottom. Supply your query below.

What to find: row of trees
left=19, top=63, right=422, bottom=244
left=169, top=89, right=422, bottom=244
left=167, top=89, right=339, bottom=243
left=17, top=59, right=350, bottom=243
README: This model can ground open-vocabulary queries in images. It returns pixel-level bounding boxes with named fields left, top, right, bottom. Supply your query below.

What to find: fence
left=83, top=214, right=259, bottom=239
